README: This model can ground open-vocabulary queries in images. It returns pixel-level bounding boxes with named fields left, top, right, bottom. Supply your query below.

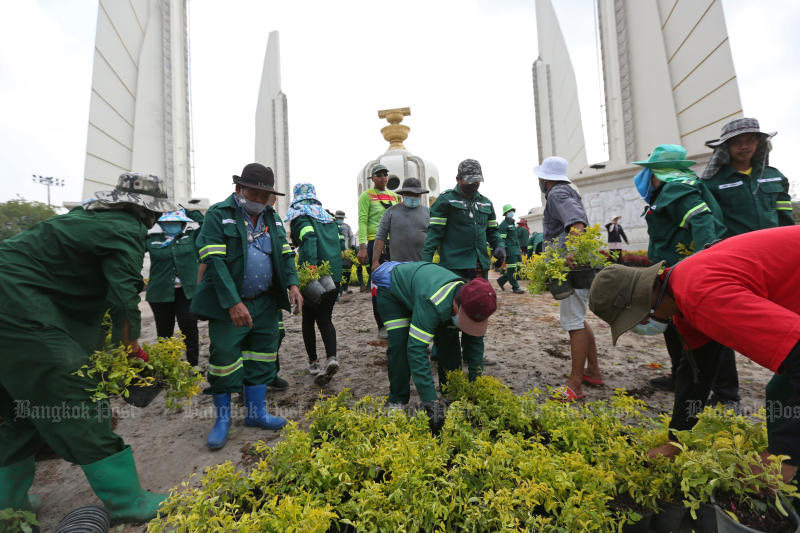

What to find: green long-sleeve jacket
left=702, top=164, right=794, bottom=237
left=387, top=261, right=464, bottom=353
left=527, top=232, right=544, bottom=254
left=289, top=215, right=344, bottom=281
left=498, top=218, right=521, bottom=260
left=0, top=207, right=146, bottom=350
left=421, top=188, right=501, bottom=270
left=645, top=177, right=727, bottom=267
left=145, top=229, right=200, bottom=302
left=191, top=194, right=298, bottom=321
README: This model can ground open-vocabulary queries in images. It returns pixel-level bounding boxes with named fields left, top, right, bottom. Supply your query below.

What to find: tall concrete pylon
left=82, top=0, right=192, bottom=205
left=255, top=31, right=290, bottom=219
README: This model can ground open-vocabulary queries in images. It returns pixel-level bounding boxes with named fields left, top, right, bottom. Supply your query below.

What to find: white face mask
left=505, top=211, right=515, bottom=219
left=630, top=318, right=669, bottom=336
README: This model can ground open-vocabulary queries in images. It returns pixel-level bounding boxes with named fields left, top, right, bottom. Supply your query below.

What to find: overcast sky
left=1, top=0, right=798, bottom=226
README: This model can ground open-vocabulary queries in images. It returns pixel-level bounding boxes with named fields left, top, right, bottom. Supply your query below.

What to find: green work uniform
left=644, top=177, right=727, bottom=267
left=0, top=207, right=147, bottom=467
left=145, top=230, right=200, bottom=302
left=516, top=225, right=530, bottom=256
left=497, top=217, right=522, bottom=290
left=703, top=164, right=794, bottom=238
left=289, top=215, right=344, bottom=281
left=377, top=262, right=478, bottom=404
left=527, top=232, right=544, bottom=255
left=191, top=195, right=298, bottom=394
left=421, top=188, right=501, bottom=271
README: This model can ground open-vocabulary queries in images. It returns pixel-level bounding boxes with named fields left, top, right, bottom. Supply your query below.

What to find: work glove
left=492, top=246, right=506, bottom=261
left=421, top=401, right=446, bottom=435
left=130, top=346, right=149, bottom=362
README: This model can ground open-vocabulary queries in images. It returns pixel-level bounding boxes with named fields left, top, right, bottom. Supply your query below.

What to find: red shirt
left=671, top=226, right=800, bottom=372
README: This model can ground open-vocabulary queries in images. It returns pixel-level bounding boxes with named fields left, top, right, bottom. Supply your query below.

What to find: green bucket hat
left=502, top=204, right=515, bottom=215
left=632, top=144, right=695, bottom=170
left=588, top=262, right=665, bottom=345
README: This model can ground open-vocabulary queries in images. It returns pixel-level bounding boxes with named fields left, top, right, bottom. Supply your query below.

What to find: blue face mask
left=505, top=211, right=515, bottom=219
left=403, top=196, right=420, bottom=208
left=159, top=222, right=183, bottom=236
left=630, top=318, right=669, bottom=336
left=633, top=168, right=654, bottom=202
left=451, top=314, right=459, bottom=328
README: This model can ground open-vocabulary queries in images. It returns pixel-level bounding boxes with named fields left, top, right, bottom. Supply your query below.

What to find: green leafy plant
left=297, top=261, right=332, bottom=290
left=518, top=243, right=569, bottom=294
left=565, top=224, right=610, bottom=269
left=0, top=508, right=39, bottom=533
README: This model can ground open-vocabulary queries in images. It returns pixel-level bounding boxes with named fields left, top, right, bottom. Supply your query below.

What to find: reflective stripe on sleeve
left=299, top=226, right=315, bottom=240
left=409, top=324, right=434, bottom=344
left=208, top=358, right=243, bottom=377
left=777, top=200, right=793, bottom=211
left=430, top=281, right=463, bottom=307
left=488, top=220, right=498, bottom=227
left=430, top=217, right=447, bottom=226
left=281, top=244, right=293, bottom=254
left=679, top=202, right=710, bottom=228
left=278, top=320, right=284, bottom=330
left=384, top=318, right=411, bottom=331
left=199, top=244, right=226, bottom=260
left=242, top=351, right=277, bottom=363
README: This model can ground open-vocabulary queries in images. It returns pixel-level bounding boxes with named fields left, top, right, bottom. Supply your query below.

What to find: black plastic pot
left=55, top=505, right=110, bottom=533
left=653, top=500, right=689, bottom=533
left=319, top=274, right=337, bottom=294
left=302, top=279, right=327, bottom=307
left=546, top=278, right=574, bottom=300
left=691, top=502, right=717, bottom=533
left=123, top=381, right=164, bottom=408
left=712, top=494, right=800, bottom=533
left=621, top=512, right=653, bottom=532
left=568, top=267, right=598, bottom=289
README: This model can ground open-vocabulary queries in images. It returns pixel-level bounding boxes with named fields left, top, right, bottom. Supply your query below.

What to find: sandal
left=582, top=375, right=605, bottom=386
left=551, top=385, right=585, bottom=402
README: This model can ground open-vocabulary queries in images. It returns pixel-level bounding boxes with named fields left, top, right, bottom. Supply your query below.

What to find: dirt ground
left=31, top=271, right=774, bottom=532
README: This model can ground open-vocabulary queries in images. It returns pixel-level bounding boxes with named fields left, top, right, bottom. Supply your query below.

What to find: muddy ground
left=31, top=271, right=774, bottom=531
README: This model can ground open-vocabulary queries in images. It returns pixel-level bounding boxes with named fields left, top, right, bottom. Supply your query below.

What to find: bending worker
left=0, top=173, right=176, bottom=522
left=588, top=226, right=800, bottom=483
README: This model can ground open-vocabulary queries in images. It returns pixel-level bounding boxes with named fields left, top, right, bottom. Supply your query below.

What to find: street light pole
left=31, top=175, right=65, bottom=207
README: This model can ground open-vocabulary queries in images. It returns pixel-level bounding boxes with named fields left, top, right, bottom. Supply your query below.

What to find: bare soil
left=31, top=272, right=774, bottom=532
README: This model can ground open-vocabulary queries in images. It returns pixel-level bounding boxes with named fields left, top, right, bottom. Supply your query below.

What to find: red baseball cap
left=457, top=278, right=497, bottom=336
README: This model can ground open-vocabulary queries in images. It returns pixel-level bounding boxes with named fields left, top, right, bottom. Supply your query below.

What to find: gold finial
left=378, top=107, right=411, bottom=150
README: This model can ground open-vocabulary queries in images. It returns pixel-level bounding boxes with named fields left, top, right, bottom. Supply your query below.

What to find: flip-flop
left=551, top=385, right=585, bottom=402
left=582, top=375, right=605, bottom=386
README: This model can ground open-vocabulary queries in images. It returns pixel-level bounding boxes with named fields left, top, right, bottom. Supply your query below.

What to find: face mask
left=630, top=319, right=669, bottom=336
left=403, top=196, right=420, bottom=208
left=451, top=314, right=459, bottom=327
left=237, top=194, right=266, bottom=216
left=159, top=222, right=183, bottom=236
left=505, top=211, right=515, bottom=219
left=460, top=182, right=479, bottom=197
left=633, top=168, right=654, bottom=202
left=539, top=180, right=548, bottom=193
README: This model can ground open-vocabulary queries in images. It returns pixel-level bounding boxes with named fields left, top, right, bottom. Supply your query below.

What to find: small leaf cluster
left=518, top=244, right=569, bottom=294
left=0, top=508, right=38, bottom=533
left=296, top=261, right=332, bottom=290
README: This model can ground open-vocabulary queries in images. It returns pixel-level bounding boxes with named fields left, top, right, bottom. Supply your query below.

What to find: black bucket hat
left=396, top=177, right=429, bottom=195
left=232, top=163, right=284, bottom=195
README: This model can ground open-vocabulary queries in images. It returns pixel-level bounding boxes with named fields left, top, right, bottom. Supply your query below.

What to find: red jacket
left=671, top=226, right=800, bottom=372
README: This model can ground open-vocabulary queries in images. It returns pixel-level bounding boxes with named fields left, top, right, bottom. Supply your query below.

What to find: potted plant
left=518, top=244, right=572, bottom=299
left=298, top=261, right=326, bottom=306
left=315, top=260, right=336, bottom=293
left=74, top=334, right=202, bottom=409
left=564, top=224, right=610, bottom=289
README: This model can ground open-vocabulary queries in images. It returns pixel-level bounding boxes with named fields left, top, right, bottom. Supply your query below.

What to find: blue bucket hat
left=157, top=208, right=193, bottom=222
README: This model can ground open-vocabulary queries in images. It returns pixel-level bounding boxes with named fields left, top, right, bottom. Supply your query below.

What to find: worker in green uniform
left=373, top=261, right=498, bottom=431
left=422, top=158, right=504, bottom=371
left=701, top=117, right=796, bottom=456
left=145, top=208, right=202, bottom=366
left=0, top=173, right=176, bottom=522
left=527, top=231, right=544, bottom=255
left=516, top=218, right=530, bottom=258
left=287, top=183, right=344, bottom=385
left=357, top=164, right=399, bottom=336
left=497, top=204, right=525, bottom=293
left=191, top=163, right=301, bottom=451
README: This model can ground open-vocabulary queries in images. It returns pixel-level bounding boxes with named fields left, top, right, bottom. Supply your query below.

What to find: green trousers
left=497, top=255, right=522, bottom=290
left=0, top=317, right=124, bottom=467
left=206, top=295, right=280, bottom=394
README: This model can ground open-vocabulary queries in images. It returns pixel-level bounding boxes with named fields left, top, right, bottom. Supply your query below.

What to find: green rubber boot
left=81, top=446, right=167, bottom=523
left=0, top=455, right=40, bottom=511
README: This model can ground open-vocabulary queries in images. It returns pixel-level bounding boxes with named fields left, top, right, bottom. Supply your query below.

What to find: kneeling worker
left=588, top=226, right=800, bottom=483
left=373, top=261, right=497, bottom=431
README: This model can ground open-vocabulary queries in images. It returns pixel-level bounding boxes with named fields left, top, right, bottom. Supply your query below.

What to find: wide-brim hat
left=502, top=204, right=515, bottom=215
left=158, top=209, right=193, bottom=222
left=94, top=172, right=178, bottom=212
left=706, top=117, right=777, bottom=148
left=534, top=156, right=571, bottom=182
left=334, top=210, right=346, bottom=218
left=632, top=144, right=695, bottom=170
left=457, top=278, right=497, bottom=337
left=588, top=262, right=665, bottom=345
left=396, top=177, right=429, bottom=195
left=233, top=163, right=284, bottom=195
